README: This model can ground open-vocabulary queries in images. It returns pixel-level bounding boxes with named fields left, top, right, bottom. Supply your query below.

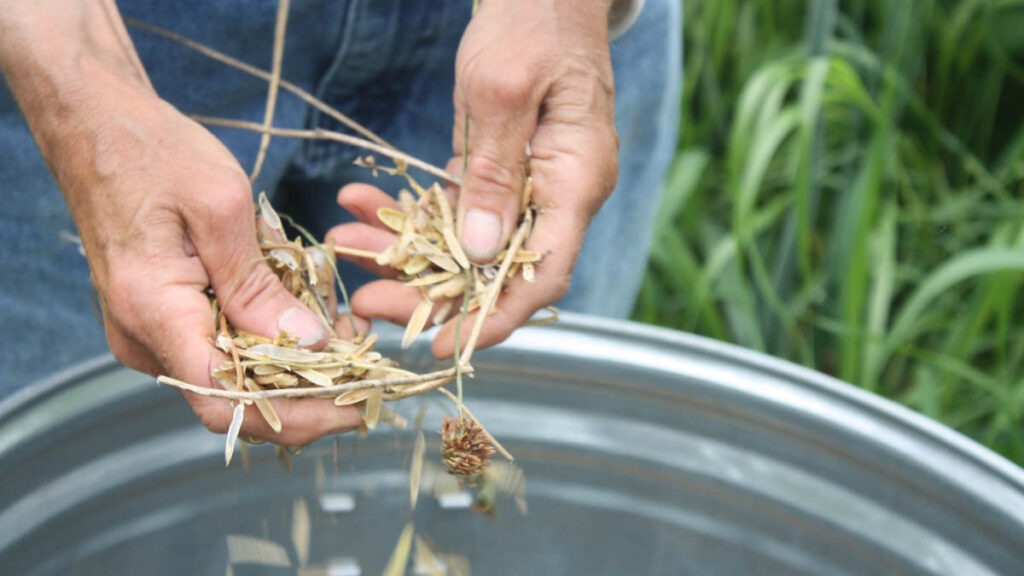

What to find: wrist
left=0, top=2, right=153, bottom=133
left=0, top=2, right=157, bottom=179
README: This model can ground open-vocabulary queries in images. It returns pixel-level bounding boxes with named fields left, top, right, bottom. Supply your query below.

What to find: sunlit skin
left=0, top=0, right=618, bottom=444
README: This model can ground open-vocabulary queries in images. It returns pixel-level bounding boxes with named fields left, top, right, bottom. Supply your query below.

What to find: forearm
left=0, top=0, right=153, bottom=161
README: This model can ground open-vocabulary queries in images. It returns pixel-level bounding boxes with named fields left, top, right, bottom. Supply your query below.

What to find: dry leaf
left=225, top=402, right=245, bottom=467
left=225, top=534, right=291, bottom=567
left=244, top=377, right=282, bottom=433
left=414, top=535, right=446, bottom=576
left=426, top=273, right=467, bottom=301
left=294, top=368, right=334, bottom=387
left=376, top=207, right=407, bottom=233
left=383, top=522, right=415, bottom=576
left=292, top=498, right=311, bottom=568
left=405, top=270, right=456, bottom=287
left=403, top=298, right=434, bottom=348
left=410, top=431, right=426, bottom=510
left=364, top=389, right=382, bottom=430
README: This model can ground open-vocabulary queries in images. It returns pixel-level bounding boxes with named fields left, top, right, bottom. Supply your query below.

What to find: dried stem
left=157, top=366, right=467, bottom=401
left=437, top=387, right=513, bottom=462
left=460, top=209, right=534, bottom=365
left=192, top=115, right=461, bottom=186
left=249, top=0, right=290, bottom=183
left=123, top=17, right=390, bottom=148
left=333, top=245, right=382, bottom=260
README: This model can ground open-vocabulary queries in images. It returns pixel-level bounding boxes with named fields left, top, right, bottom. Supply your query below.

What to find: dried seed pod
left=440, top=415, right=495, bottom=485
left=376, top=207, right=407, bottom=233
left=403, top=298, right=434, bottom=349
left=426, top=273, right=467, bottom=302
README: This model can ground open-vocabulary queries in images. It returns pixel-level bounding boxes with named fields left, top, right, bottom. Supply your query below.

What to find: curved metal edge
left=534, top=313, right=1024, bottom=492
left=0, top=354, right=122, bottom=422
left=5, top=315, right=1022, bottom=495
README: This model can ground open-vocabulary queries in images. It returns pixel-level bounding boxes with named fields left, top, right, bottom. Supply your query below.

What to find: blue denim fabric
left=0, top=0, right=680, bottom=394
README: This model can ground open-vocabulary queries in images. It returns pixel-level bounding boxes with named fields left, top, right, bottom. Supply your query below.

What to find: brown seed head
left=440, top=415, right=495, bottom=485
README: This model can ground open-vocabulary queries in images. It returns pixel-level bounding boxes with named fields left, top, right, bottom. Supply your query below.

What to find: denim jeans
left=0, top=0, right=680, bottom=394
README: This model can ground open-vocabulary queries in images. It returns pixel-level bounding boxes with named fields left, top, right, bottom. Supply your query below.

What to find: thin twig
left=158, top=366, right=467, bottom=401
left=461, top=209, right=534, bottom=365
left=333, top=245, right=383, bottom=260
left=123, top=17, right=390, bottom=148
left=276, top=213, right=358, bottom=336
left=437, top=387, right=513, bottom=462
left=250, top=0, right=290, bottom=183
left=381, top=375, right=463, bottom=401
left=192, top=115, right=461, bottom=186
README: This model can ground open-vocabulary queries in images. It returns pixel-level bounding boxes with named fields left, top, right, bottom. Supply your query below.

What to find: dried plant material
left=339, top=168, right=545, bottom=353
left=410, top=431, right=426, bottom=510
left=383, top=522, right=415, bottom=576
left=437, top=387, right=513, bottom=462
left=414, top=536, right=446, bottom=576
left=378, top=406, right=408, bottom=429
left=522, top=262, right=536, bottom=283
left=225, top=402, right=245, bottom=467
left=426, top=274, right=467, bottom=302
left=377, top=207, right=407, bottom=233
left=443, top=554, right=471, bottom=576
left=142, top=11, right=555, bottom=492
left=244, top=377, right=282, bottom=433
left=292, top=497, right=311, bottom=568
left=441, top=415, right=495, bottom=485
left=363, top=389, right=382, bottom=430
left=405, top=270, right=456, bottom=288
left=293, top=368, right=334, bottom=388
left=432, top=300, right=454, bottom=327
left=403, top=298, right=434, bottom=349
left=159, top=194, right=470, bottom=456
left=226, top=534, right=291, bottom=567
left=475, top=461, right=528, bottom=518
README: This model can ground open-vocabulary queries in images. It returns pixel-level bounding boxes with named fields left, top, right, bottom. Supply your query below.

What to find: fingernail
left=461, top=209, right=503, bottom=261
left=277, top=306, right=326, bottom=347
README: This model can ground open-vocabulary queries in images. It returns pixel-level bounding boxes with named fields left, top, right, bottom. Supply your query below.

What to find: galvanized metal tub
left=1, top=314, right=1022, bottom=575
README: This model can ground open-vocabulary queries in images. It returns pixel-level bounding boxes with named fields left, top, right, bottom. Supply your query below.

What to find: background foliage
left=634, top=0, right=1024, bottom=464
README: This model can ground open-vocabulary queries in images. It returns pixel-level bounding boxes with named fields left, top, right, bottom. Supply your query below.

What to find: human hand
left=328, top=0, right=619, bottom=358
left=0, top=2, right=363, bottom=445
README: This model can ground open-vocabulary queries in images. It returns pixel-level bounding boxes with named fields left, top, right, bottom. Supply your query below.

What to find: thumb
left=190, top=189, right=328, bottom=347
left=453, top=74, right=538, bottom=263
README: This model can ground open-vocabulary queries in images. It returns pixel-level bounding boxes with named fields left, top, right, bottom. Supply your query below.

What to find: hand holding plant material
left=0, top=1, right=363, bottom=447
left=330, top=0, right=620, bottom=358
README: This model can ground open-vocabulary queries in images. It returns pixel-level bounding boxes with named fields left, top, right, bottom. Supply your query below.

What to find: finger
left=336, top=182, right=401, bottom=229
left=334, top=313, right=371, bottom=340
left=187, top=175, right=328, bottom=348
left=349, top=279, right=425, bottom=327
left=430, top=205, right=579, bottom=358
left=452, top=52, right=540, bottom=263
left=431, top=124, right=617, bottom=358
left=188, top=394, right=362, bottom=446
left=325, top=221, right=401, bottom=279
left=130, top=280, right=360, bottom=445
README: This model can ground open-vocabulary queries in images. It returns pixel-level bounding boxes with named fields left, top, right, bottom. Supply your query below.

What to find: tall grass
left=636, top=0, right=1024, bottom=464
